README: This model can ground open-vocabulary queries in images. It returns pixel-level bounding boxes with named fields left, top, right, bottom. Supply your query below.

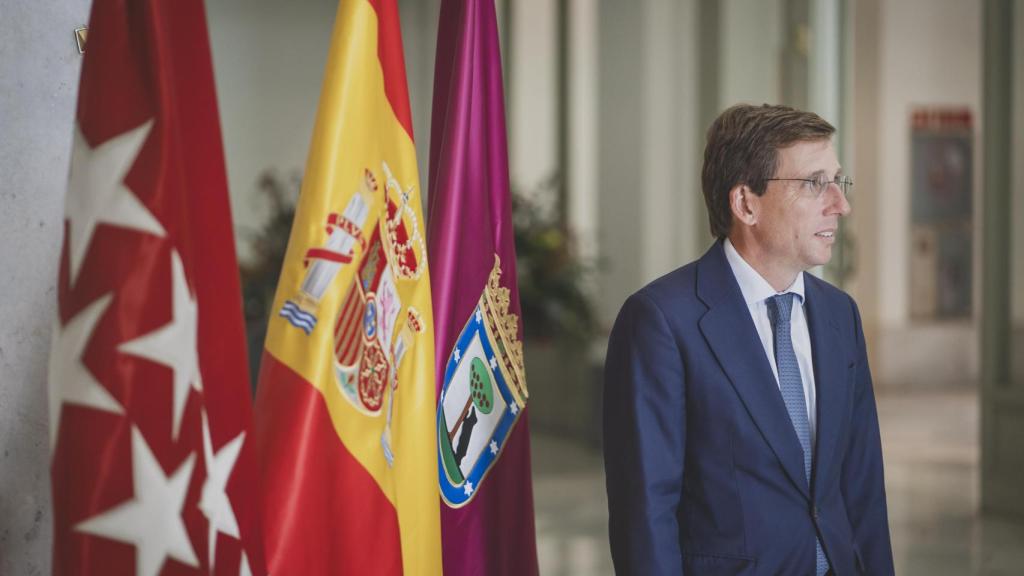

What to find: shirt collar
left=723, top=238, right=805, bottom=306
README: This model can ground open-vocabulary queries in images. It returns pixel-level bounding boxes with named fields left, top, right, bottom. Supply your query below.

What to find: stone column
left=980, top=0, right=1024, bottom=520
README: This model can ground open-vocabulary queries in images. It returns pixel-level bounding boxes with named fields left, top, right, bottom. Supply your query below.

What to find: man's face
left=751, top=139, right=851, bottom=275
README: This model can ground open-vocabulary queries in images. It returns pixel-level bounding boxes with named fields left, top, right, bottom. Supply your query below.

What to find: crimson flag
left=49, top=0, right=266, bottom=574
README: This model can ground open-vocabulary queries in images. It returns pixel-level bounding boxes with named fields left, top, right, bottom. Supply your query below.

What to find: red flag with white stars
left=49, top=0, right=266, bottom=574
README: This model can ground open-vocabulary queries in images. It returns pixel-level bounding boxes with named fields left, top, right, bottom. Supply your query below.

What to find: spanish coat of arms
left=278, top=162, right=426, bottom=465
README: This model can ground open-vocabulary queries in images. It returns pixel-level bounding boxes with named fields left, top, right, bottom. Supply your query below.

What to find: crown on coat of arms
left=381, top=162, right=425, bottom=281
left=482, top=255, right=527, bottom=407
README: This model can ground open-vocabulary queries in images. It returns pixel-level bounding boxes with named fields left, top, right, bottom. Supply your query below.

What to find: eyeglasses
left=765, top=175, right=853, bottom=198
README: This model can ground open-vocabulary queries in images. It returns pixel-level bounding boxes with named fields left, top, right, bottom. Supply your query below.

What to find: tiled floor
left=532, top=388, right=1024, bottom=575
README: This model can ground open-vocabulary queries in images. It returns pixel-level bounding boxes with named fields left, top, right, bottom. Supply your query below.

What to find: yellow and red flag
left=252, top=0, right=441, bottom=574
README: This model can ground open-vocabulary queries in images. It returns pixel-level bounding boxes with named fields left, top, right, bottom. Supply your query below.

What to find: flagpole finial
left=75, top=27, right=87, bottom=53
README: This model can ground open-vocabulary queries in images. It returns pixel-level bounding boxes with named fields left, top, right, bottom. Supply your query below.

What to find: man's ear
left=729, top=184, right=758, bottom=227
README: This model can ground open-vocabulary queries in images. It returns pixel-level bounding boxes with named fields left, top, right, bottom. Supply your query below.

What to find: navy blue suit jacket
left=603, top=242, right=894, bottom=575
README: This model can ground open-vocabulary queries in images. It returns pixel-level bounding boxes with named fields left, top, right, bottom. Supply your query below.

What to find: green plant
left=239, top=170, right=300, bottom=388
left=512, top=187, right=598, bottom=346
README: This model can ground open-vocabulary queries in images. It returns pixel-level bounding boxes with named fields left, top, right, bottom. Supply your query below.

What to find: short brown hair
left=701, top=104, right=835, bottom=239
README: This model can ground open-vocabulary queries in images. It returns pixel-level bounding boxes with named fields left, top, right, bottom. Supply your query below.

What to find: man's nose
left=828, top=184, right=852, bottom=216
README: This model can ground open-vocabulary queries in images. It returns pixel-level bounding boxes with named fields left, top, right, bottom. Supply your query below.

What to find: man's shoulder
left=619, top=260, right=703, bottom=322
left=640, top=260, right=700, bottom=300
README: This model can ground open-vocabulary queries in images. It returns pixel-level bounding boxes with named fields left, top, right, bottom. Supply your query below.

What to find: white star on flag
left=510, top=402, right=519, bottom=415
left=454, top=348, right=461, bottom=362
left=64, top=120, right=165, bottom=284
left=200, top=411, right=244, bottom=570
left=489, top=356, right=497, bottom=370
left=463, top=481, right=474, bottom=497
left=75, top=427, right=199, bottom=576
left=48, top=293, right=123, bottom=452
left=475, top=308, right=482, bottom=324
left=489, top=440, right=499, bottom=455
left=119, top=250, right=201, bottom=440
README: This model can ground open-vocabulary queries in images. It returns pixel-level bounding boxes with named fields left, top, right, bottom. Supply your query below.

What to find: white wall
left=719, top=0, right=783, bottom=107
left=847, top=0, right=882, bottom=357
left=808, top=0, right=841, bottom=126
left=205, top=0, right=336, bottom=261
left=397, top=0, right=441, bottom=196
left=870, top=0, right=981, bottom=386
left=0, top=1, right=92, bottom=573
left=569, top=0, right=599, bottom=263
left=642, top=0, right=701, bottom=283
left=595, top=0, right=706, bottom=326
left=510, top=0, right=558, bottom=206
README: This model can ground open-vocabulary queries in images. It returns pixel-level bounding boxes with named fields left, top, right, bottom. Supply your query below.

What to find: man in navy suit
left=604, top=104, right=894, bottom=575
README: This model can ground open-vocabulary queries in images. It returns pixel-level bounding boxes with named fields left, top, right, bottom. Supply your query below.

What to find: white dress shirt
left=723, top=239, right=818, bottom=443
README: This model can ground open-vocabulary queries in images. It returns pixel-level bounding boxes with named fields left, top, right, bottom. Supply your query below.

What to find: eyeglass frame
left=764, top=174, right=853, bottom=198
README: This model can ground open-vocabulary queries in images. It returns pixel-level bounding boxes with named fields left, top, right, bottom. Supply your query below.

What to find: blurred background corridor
left=2, top=0, right=1024, bottom=573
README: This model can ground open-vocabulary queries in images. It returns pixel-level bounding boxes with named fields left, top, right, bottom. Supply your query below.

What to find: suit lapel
left=804, top=277, right=845, bottom=496
left=696, top=243, right=810, bottom=499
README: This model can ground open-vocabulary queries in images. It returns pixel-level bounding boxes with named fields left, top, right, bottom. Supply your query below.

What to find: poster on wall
left=909, top=107, right=973, bottom=320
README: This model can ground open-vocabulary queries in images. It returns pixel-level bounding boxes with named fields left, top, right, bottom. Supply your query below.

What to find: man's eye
left=813, top=178, right=829, bottom=190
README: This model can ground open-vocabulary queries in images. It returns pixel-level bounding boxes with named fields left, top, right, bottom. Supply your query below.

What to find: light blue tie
left=767, top=293, right=829, bottom=576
